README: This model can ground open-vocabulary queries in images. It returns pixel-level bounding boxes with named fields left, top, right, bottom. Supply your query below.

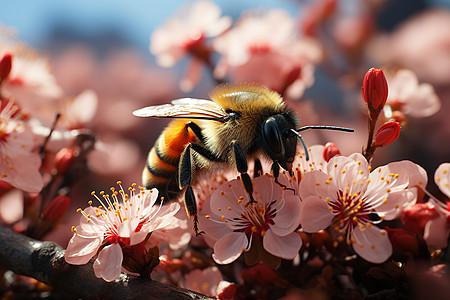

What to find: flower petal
left=424, top=215, right=449, bottom=249
left=212, top=232, right=247, bottom=264
left=435, top=163, right=450, bottom=199
left=270, top=194, right=301, bottom=236
left=365, top=162, right=409, bottom=209
left=93, top=243, right=123, bottom=282
left=351, top=225, right=392, bottom=264
left=263, top=230, right=302, bottom=259
left=377, top=188, right=417, bottom=220
left=300, top=195, right=334, bottom=233
left=65, top=232, right=103, bottom=265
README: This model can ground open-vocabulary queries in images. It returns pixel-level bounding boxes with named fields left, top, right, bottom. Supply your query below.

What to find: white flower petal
left=300, top=195, right=334, bottom=233
left=65, top=233, right=103, bottom=265
left=93, top=244, right=123, bottom=282
left=271, top=195, right=301, bottom=236
left=424, top=215, right=449, bottom=249
left=212, top=232, right=247, bottom=265
left=435, top=163, right=450, bottom=199
left=351, top=225, right=392, bottom=264
left=263, top=230, right=302, bottom=259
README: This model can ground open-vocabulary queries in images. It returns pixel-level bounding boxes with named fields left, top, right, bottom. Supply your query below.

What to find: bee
left=133, top=84, right=353, bottom=235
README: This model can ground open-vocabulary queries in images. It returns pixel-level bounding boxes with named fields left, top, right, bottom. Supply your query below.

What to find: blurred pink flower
left=0, top=40, right=62, bottom=115
left=423, top=163, right=450, bottom=248
left=368, top=10, right=450, bottom=85
left=65, top=183, right=180, bottom=282
left=299, top=153, right=419, bottom=263
left=384, top=69, right=440, bottom=118
left=183, top=266, right=232, bottom=297
left=150, top=1, right=231, bottom=91
left=213, top=9, right=322, bottom=98
left=202, top=174, right=302, bottom=265
left=0, top=100, right=43, bottom=192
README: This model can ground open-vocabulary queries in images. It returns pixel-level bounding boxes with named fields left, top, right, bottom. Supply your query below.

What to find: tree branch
left=0, top=225, right=212, bottom=299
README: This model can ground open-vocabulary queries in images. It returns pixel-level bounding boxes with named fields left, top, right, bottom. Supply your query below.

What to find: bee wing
left=133, top=98, right=226, bottom=120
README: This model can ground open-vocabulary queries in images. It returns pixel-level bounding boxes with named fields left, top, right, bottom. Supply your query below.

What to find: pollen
left=359, top=170, right=363, bottom=174
left=205, top=215, right=210, bottom=219
left=333, top=241, right=339, bottom=248
left=228, top=207, right=231, bottom=210
left=380, top=230, right=387, bottom=235
left=368, top=166, right=372, bottom=171
left=359, top=243, right=363, bottom=248
left=71, top=226, right=77, bottom=232
left=221, top=215, right=225, bottom=220
left=341, top=169, right=346, bottom=174
left=325, top=180, right=330, bottom=184
left=316, top=182, right=320, bottom=186
left=380, top=176, right=384, bottom=180
left=444, top=169, right=448, bottom=174
left=220, top=191, right=224, bottom=196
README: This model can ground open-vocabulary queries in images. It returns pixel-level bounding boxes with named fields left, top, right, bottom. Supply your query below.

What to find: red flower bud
left=322, top=142, right=341, bottom=162
left=42, top=195, right=70, bottom=222
left=54, top=148, right=77, bottom=174
left=361, top=68, right=388, bottom=111
left=401, top=202, right=439, bottom=236
left=374, top=121, right=401, bottom=147
left=386, top=227, right=419, bottom=253
left=0, top=53, right=12, bottom=83
left=217, top=282, right=238, bottom=300
left=241, top=262, right=279, bottom=285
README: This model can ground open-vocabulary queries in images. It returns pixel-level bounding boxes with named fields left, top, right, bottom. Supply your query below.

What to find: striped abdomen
left=143, top=119, right=198, bottom=201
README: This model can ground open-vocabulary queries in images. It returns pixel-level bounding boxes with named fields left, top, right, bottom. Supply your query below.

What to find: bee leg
left=185, top=121, right=206, bottom=144
left=232, top=141, right=256, bottom=205
left=254, top=158, right=263, bottom=178
left=179, top=143, right=224, bottom=235
left=271, top=162, right=295, bottom=193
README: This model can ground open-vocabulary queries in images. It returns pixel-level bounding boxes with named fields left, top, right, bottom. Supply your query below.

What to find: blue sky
left=0, top=0, right=300, bottom=52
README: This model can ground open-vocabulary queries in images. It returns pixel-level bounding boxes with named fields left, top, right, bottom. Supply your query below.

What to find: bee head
left=262, top=114, right=297, bottom=171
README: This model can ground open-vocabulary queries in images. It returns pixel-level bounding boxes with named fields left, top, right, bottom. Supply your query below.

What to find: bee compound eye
left=263, top=118, right=282, bottom=155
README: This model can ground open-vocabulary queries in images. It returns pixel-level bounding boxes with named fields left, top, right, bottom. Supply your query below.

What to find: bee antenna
left=297, top=125, right=354, bottom=132
left=290, top=129, right=310, bottom=161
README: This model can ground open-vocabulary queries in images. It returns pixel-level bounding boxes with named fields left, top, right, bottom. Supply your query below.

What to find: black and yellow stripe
left=143, top=119, right=198, bottom=201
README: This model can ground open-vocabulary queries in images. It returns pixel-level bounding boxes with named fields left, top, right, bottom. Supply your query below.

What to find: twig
left=0, top=225, right=212, bottom=299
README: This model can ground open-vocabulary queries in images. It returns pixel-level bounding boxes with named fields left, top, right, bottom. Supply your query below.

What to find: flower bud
left=386, top=227, right=419, bottom=253
left=54, top=148, right=77, bottom=174
left=374, top=121, right=401, bottom=147
left=401, top=202, right=439, bottom=236
left=42, top=195, right=70, bottom=222
left=322, top=142, right=341, bottom=162
left=361, top=68, right=388, bottom=111
left=0, top=53, right=12, bottom=83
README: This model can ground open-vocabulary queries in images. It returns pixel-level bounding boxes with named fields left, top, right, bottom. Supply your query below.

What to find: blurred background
left=1, top=0, right=449, bottom=247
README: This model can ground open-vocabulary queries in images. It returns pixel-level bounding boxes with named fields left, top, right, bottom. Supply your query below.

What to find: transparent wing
left=132, top=98, right=226, bottom=120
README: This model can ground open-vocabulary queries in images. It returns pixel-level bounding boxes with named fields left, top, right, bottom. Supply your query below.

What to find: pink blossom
left=150, top=1, right=231, bottom=91
left=213, top=9, right=322, bottom=98
left=183, top=266, right=232, bottom=297
left=65, top=182, right=180, bottom=282
left=423, top=163, right=450, bottom=248
left=384, top=69, right=441, bottom=118
left=299, top=153, right=419, bottom=263
left=278, top=145, right=328, bottom=192
left=0, top=39, right=63, bottom=114
left=202, top=174, right=302, bottom=265
left=0, top=100, right=43, bottom=192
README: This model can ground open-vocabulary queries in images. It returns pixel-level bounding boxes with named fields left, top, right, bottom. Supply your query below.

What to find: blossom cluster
left=0, top=1, right=449, bottom=299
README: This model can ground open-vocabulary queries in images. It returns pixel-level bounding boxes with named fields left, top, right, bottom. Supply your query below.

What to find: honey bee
left=133, top=84, right=353, bottom=234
